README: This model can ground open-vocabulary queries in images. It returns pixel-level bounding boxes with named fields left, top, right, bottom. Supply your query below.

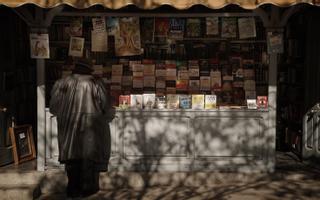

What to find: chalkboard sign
left=9, top=125, right=36, bottom=165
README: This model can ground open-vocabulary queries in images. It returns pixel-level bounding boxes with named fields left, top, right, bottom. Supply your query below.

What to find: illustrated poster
left=30, top=33, right=50, bottom=59
left=115, top=17, right=142, bottom=56
left=68, top=36, right=84, bottom=57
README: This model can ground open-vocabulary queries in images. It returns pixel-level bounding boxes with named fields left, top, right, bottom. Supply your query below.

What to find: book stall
left=44, top=9, right=274, bottom=172
left=1, top=0, right=314, bottom=172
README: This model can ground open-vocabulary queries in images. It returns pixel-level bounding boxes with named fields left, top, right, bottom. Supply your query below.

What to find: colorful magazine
left=205, top=95, right=217, bottom=109
left=143, top=93, right=156, bottom=109
left=192, top=94, right=205, bottom=109
left=155, top=18, right=169, bottom=37
left=179, top=95, right=191, bottom=109
left=119, top=95, right=131, bottom=109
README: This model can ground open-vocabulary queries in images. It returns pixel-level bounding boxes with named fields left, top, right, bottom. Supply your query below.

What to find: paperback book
left=205, top=95, right=217, bottom=109
left=166, top=94, right=179, bottom=109
left=143, top=93, right=156, bottom=109
left=179, top=95, right=192, bottom=109
left=130, top=94, right=143, bottom=109
left=192, top=94, right=205, bottom=109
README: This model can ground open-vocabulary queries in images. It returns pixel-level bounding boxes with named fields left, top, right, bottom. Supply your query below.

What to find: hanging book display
left=115, top=17, right=142, bottom=56
left=48, top=15, right=268, bottom=110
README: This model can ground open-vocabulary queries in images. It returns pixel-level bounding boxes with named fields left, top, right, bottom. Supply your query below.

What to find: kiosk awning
left=0, top=0, right=319, bottom=9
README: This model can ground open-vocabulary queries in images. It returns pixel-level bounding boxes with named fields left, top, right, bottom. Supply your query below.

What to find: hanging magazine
left=30, top=33, right=50, bottom=59
left=68, top=36, right=84, bottom=57
left=221, top=18, right=237, bottom=38
left=169, top=18, right=185, bottom=39
left=140, top=18, right=155, bottom=43
left=69, top=18, right=83, bottom=37
left=186, top=18, right=201, bottom=37
left=91, top=31, right=108, bottom=52
left=115, top=17, right=142, bottom=56
left=92, top=17, right=106, bottom=32
left=238, top=17, right=256, bottom=39
left=206, top=17, right=219, bottom=36
left=155, top=18, right=169, bottom=37
left=107, top=17, right=119, bottom=36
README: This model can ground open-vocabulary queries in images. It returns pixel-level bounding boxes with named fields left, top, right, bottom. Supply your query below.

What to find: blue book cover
left=179, top=95, right=191, bottom=109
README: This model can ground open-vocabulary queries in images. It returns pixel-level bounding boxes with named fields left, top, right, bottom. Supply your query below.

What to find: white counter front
left=45, top=109, right=274, bottom=172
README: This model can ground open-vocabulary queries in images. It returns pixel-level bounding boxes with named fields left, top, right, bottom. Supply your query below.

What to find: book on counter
left=192, top=94, right=205, bottom=109
left=119, top=95, right=131, bottom=109
left=166, top=94, right=179, bottom=109
left=257, top=96, right=268, bottom=109
left=155, top=95, right=166, bottom=109
left=143, top=93, right=156, bottom=109
left=247, top=99, right=257, bottom=109
left=130, top=94, right=143, bottom=109
left=179, top=95, right=191, bottom=109
left=205, top=95, right=217, bottom=109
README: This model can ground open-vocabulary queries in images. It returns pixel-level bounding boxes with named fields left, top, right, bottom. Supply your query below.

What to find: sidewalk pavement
left=36, top=152, right=320, bottom=200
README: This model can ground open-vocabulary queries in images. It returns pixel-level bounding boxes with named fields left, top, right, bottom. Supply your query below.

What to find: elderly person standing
left=49, top=59, right=112, bottom=198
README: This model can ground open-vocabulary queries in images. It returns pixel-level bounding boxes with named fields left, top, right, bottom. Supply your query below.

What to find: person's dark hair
left=72, top=58, right=94, bottom=75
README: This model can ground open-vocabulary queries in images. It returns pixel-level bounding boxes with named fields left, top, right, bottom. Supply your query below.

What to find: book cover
left=112, top=64, right=123, bottom=76
left=176, top=80, right=188, bottom=91
left=189, top=80, right=200, bottom=92
left=210, top=70, right=222, bottom=91
left=140, top=18, right=155, bottom=43
left=257, top=96, right=268, bottom=109
left=189, top=65, right=200, bottom=77
left=243, top=69, right=255, bottom=80
left=166, top=94, right=179, bottom=109
left=143, top=76, right=155, bottom=88
left=155, top=18, right=169, bottom=37
left=130, top=94, right=143, bottom=109
left=132, top=77, right=143, bottom=89
left=206, top=17, right=219, bottom=36
left=238, top=17, right=256, bottom=39
left=247, top=99, right=257, bottom=109
left=200, top=76, right=211, bottom=91
left=143, top=93, right=156, bottom=109
left=115, top=17, right=142, bottom=56
left=178, top=70, right=189, bottom=80
left=143, top=64, right=155, bottom=76
left=169, top=18, right=185, bottom=39
left=221, top=18, right=237, bottom=38
left=119, top=95, right=131, bottom=109
left=179, top=95, right=192, bottom=109
left=156, top=95, right=166, bottom=109
left=205, top=95, right=217, bottom=109
left=68, top=36, right=84, bottom=57
left=186, top=18, right=201, bottom=37
left=192, top=94, right=205, bottom=109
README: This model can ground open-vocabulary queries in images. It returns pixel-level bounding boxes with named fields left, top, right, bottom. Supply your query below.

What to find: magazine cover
left=192, top=94, right=205, bottom=109
left=205, top=95, right=217, bottom=109
left=115, top=17, right=142, bottom=56
left=238, top=17, right=256, bottom=39
left=189, top=80, right=200, bottom=92
left=68, top=36, right=84, bottom=57
left=221, top=18, right=237, bottom=38
left=186, top=18, right=201, bottom=37
left=30, top=33, right=50, bottom=59
left=155, top=18, right=169, bottom=37
left=166, top=94, right=179, bottom=109
left=107, top=17, right=119, bottom=36
left=206, top=17, right=219, bottom=36
left=143, top=93, right=156, bottom=109
left=140, top=18, right=155, bottom=43
left=179, top=95, right=191, bottom=109
left=69, top=18, right=83, bottom=36
left=130, top=94, right=143, bottom=109
left=169, top=18, right=185, bottom=39
left=119, top=95, right=131, bottom=109
left=257, top=96, right=268, bottom=109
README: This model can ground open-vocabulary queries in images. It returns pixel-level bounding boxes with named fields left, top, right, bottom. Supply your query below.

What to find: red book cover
left=119, top=95, right=131, bottom=108
left=257, top=96, right=268, bottom=109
